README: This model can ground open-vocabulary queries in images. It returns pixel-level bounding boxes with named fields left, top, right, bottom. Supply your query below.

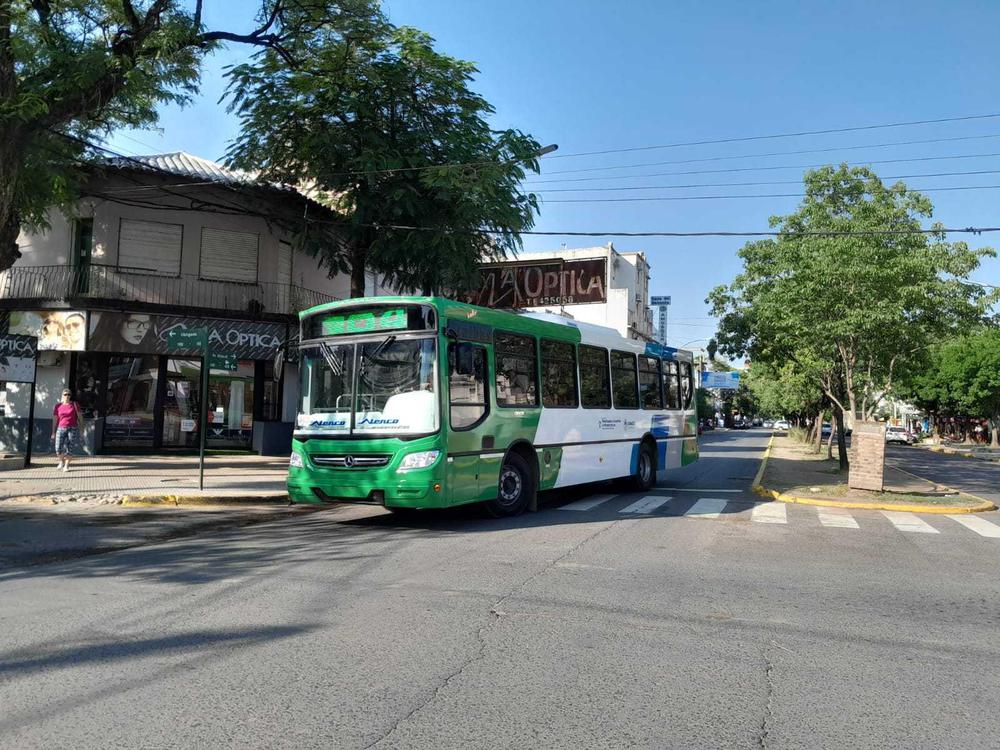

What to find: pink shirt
left=53, top=402, right=80, bottom=429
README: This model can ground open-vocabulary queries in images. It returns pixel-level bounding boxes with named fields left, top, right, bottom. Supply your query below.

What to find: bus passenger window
left=680, top=362, right=693, bottom=408
left=639, top=356, right=663, bottom=409
left=541, top=339, right=578, bottom=408
left=494, top=332, right=538, bottom=407
left=663, top=361, right=681, bottom=409
left=449, top=343, right=487, bottom=429
left=611, top=351, right=638, bottom=409
left=579, top=346, right=610, bottom=408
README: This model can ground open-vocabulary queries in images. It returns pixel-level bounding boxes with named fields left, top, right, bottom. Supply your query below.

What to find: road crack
left=363, top=519, right=622, bottom=748
left=757, top=645, right=776, bottom=749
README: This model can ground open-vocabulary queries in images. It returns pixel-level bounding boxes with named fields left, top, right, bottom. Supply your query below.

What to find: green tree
left=224, top=20, right=541, bottom=297
left=904, top=329, right=1000, bottom=446
left=709, top=165, right=995, bottom=467
left=0, top=1, right=365, bottom=273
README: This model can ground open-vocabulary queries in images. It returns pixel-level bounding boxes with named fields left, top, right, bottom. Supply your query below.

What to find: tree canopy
left=709, top=165, right=996, bottom=465
left=0, top=0, right=374, bottom=273
left=223, top=16, right=542, bottom=297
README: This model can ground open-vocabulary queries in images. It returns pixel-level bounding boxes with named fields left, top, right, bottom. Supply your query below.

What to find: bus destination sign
left=469, top=257, right=607, bottom=309
left=321, top=308, right=408, bottom=336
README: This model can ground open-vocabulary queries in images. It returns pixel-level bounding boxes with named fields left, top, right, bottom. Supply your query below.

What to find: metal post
left=24, top=380, right=36, bottom=468
left=199, top=339, right=209, bottom=490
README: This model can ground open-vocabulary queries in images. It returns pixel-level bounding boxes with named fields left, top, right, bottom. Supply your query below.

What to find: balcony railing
left=0, top=264, right=338, bottom=317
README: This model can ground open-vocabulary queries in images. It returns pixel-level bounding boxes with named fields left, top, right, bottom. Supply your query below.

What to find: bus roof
left=300, top=295, right=693, bottom=362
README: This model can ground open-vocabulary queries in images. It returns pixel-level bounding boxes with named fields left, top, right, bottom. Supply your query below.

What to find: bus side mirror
left=444, top=327, right=459, bottom=342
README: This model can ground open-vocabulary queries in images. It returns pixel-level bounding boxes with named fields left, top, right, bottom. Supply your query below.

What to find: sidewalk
left=1, top=454, right=289, bottom=504
left=755, top=436, right=995, bottom=513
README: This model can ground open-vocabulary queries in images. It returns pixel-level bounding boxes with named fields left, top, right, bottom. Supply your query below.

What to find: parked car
left=763, top=420, right=774, bottom=428
left=752, top=418, right=763, bottom=427
left=885, top=426, right=914, bottom=445
left=773, top=420, right=790, bottom=431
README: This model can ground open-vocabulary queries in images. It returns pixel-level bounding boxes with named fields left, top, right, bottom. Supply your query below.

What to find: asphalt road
left=887, top=443, right=1000, bottom=505
left=1, top=429, right=998, bottom=749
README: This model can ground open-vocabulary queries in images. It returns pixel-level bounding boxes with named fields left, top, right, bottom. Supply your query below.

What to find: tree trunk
left=349, top=248, right=367, bottom=298
left=992, top=416, right=1000, bottom=448
left=0, top=146, right=23, bottom=273
left=827, top=422, right=837, bottom=459
left=833, top=405, right=849, bottom=470
left=812, top=411, right=823, bottom=453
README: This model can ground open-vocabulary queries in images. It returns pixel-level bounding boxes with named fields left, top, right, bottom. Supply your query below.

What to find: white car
left=773, top=420, right=790, bottom=431
left=885, top=426, right=914, bottom=445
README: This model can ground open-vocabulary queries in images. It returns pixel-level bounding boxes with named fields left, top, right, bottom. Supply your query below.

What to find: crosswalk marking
left=946, top=514, right=1000, bottom=538
left=816, top=507, right=860, bottom=529
left=751, top=502, right=787, bottom=524
left=684, top=498, right=728, bottom=519
left=881, top=511, right=939, bottom=534
left=558, top=494, right=617, bottom=512
left=620, top=495, right=672, bottom=515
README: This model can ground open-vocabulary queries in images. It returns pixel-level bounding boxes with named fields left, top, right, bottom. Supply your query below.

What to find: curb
left=751, top=436, right=996, bottom=514
left=121, top=494, right=290, bottom=507
left=921, top=444, right=1000, bottom=463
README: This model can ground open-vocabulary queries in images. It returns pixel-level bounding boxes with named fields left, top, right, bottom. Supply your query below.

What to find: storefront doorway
left=163, top=358, right=202, bottom=449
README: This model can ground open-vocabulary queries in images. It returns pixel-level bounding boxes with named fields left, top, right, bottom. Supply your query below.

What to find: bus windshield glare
left=296, top=337, right=438, bottom=437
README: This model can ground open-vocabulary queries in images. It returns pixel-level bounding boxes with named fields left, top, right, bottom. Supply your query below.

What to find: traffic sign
left=208, top=352, right=237, bottom=371
left=166, top=327, right=207, bottom=350
left=702, top=371, right=741, bottom=389
left=651, top=295, right=672, bottom=306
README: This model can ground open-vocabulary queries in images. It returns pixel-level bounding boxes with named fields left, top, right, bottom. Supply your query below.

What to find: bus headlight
left=398, top=450, right=441, bottom=471
left=289, top=451, right=305, bottom=469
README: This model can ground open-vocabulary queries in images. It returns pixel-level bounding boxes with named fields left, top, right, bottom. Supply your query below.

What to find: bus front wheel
left=486, top=453, right=533, bottom=517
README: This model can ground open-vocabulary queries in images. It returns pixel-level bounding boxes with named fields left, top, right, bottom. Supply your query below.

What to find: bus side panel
left=552, top=442, right=635, bottom=487
left=536, top=446, right=564, bottom=491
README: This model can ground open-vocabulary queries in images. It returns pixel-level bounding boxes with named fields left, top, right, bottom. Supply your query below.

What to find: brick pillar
left=848, top=422, right=886, bottom=491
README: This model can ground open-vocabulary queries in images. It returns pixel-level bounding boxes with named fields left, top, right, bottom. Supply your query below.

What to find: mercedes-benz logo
left=344, top=455, right=356, bottom=468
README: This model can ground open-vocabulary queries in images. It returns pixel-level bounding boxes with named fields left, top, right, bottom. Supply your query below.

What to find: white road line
left=751, top=502, right=787, bottom=524
left=558, top=494, right=617, bottom=512
left=656, top=488, right=744, bottom=493
left=619, top=495, right=672, bottom=515
left=881, top=511, right=940, bottom=534
left=946, top=514, right=1000, bottom=538
left=684, top=498, right=728, bottom=519
left=816, top=507, right=860, bottom=529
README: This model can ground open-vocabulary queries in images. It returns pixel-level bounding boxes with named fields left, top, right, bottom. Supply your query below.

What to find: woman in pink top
left=52, top=389, right=82, bottom=472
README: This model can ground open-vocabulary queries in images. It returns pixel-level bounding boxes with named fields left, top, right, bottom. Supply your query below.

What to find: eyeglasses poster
left=8, top=311, right=87, bottom=351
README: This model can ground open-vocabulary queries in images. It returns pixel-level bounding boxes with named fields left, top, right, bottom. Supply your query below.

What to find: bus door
left=447, top=341, right=491, bottom=503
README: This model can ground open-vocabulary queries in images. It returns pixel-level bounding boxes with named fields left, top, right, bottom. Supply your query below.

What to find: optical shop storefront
left=0, top=309, right=292, bottom=455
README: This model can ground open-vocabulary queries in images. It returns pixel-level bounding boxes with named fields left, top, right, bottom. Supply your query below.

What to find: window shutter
left=118, top=219, right=182, bottom=275
left=277, top=241, right=292, bottom=287
left=200, top=228, right=259, bottom=283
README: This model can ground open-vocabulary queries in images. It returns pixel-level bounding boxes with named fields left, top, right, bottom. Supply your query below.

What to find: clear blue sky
left=110, top=0, right=1000, bottom=350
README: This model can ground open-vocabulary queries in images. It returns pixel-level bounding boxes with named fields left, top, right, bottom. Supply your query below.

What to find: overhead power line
left=526, top=151, right=1000, bottom=185
left=541, top=184, right=1000, bottom=204
left=531, top=168, right=1000, bottom=193
left=548, top=112, right=1000, bottom=159
left=537, top=132, right=1000, bottom=176
left=358, top=224, right=1000, bottom=238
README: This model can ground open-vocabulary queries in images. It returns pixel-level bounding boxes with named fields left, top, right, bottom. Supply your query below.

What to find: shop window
left=579, top=345, right=610, bottom=409
left=207, top=359, right=255, bottom=449
left=261, top=360, right=281, bottom=422
left=611, top=350, right=638, bottom=409
left=104, top=355, right=158, bottom=448
left=74, top=353, right=104, bottom=418
left=494, top=332, right=537, bottom=407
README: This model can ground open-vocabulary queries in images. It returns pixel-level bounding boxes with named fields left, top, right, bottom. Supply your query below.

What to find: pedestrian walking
left=52, top=389, right=82, bottom=472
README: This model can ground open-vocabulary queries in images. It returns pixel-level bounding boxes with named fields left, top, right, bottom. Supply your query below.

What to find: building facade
left=0, top=152, right=388, bottom=456
left=515, top=244, right=655, bottom=341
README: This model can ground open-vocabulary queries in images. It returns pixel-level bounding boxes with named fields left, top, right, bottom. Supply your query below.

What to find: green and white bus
left=288, top=296, right=698, bottom=516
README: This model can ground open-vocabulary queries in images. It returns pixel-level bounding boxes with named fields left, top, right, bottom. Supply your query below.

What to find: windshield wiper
left=365, top=335, right=397, bottom=363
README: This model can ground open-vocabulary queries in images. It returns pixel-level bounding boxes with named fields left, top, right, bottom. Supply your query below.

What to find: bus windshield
left=296, top=337, right=438, bottom=437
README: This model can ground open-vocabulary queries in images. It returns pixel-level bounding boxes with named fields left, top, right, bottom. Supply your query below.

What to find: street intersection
left=1, top=430, right=997, bottom=749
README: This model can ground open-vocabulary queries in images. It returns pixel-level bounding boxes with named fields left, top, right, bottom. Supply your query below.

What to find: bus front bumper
left=287, top=466, right=447, bottom=509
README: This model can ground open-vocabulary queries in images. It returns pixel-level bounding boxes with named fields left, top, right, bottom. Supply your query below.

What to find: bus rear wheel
left=628, top=442, right=657, bottom=492
left=486, top=452, right=533, bottom=517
